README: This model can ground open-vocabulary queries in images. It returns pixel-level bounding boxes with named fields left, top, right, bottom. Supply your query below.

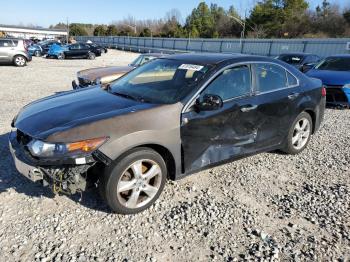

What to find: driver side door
left=181, top=64, right=260, bottom=173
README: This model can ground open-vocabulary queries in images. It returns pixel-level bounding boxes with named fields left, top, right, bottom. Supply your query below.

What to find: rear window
left=315, top=57, right=350, bottom=71
left=278, top=55, right=304, bottom=65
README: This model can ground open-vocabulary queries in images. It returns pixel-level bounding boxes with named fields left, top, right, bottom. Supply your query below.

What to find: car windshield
left=315, top=57, right=350, bottom=71
left=277, top=54, right=304, bottom=65
left=130, top=55, right=145, bottom=66
left=110, top=59, right=211, bottom=104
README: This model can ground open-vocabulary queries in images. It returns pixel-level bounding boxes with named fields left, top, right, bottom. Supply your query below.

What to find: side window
left=0, top=40, right=12, bottom=47
left=254, top=64, right=287, bottom=93
left=287, top=71, right=298, bottom=86
left=202, top=65, right=251, bottom=100
left=12, top=40, right=18, bottom=46
left=70, top=44, right=80, bottom=50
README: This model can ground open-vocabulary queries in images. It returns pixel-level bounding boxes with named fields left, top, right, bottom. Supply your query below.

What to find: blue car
left=28, top=44, right=43, bottom=57
left=47, top=43, right=68, bottom=59
left=306, top=55, right=350, bottom=108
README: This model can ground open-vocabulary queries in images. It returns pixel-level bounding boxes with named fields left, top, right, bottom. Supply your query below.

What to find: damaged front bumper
left=8, top=130, right=110, bottom=195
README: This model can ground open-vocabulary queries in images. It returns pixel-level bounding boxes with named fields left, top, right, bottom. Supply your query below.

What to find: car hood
left=14, top=87, right=157, bottom=141
left=78, top=66, right=133, bottom=82
left=306, top=69, right=350, bottom=86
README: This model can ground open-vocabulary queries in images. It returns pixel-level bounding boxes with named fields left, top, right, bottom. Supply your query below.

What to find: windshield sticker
left=179, top=64, right=204, bottom=71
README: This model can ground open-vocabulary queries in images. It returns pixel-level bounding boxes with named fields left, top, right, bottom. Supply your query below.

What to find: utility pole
left=66, top=17, right=69, bottom=43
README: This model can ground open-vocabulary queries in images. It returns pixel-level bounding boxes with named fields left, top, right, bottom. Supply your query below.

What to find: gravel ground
left=0, top=50, right=349, bottom=261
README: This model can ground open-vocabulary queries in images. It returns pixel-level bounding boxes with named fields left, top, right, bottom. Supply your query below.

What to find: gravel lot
left=0, top=50, right=349, bottom=261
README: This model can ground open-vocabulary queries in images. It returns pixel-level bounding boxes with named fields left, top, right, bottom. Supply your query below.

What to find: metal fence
left=77, top=36, right=350, bottom=57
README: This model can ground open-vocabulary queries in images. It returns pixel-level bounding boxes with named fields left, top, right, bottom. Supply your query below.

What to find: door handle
left=288, top=93, right=300, bottom=100
left=240, top=105, right=257, bottom=112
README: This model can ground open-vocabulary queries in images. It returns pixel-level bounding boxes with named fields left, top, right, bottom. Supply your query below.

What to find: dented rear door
left=181, top=95, right=261, bottom=173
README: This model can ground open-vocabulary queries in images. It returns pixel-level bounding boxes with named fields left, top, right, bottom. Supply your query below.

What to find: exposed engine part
left=40, top=164, right=94, bottom=195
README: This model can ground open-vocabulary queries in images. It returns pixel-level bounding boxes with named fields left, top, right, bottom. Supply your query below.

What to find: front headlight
left=27, top=137, right=107, bottom=158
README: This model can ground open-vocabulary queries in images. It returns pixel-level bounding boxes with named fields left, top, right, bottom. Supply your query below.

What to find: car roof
left=0, top=37, right=24, bottom=41
left=141, top=53, right=165, bottom=57
left=278, top=52, right=313, bottom=56
left=326, top=54, right=350, bottom=58
left=162, top=52, right=246, bottom=65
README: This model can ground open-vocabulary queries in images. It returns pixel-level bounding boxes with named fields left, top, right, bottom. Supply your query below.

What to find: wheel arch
left=304, top=109, right=316, bottom=134
left=111, top=143, right=177, bottom=181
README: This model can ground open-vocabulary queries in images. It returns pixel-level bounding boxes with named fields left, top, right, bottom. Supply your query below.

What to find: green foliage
left=139, top=28, right=152, bottom=37
left=185, top=2, right=216, bottom=38
left=106, top=25, right=118, bottom=36
left=344, top=9, right=350, bottom=25
left=69, top=23, right=88, bottom=36
left=93, top=25, right=107, bottom=36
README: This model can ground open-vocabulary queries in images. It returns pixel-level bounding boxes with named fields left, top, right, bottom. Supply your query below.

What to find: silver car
left=0, top=38, right=32, bottom=66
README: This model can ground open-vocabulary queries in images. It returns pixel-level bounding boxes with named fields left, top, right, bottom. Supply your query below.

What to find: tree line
left=50, top=0, right=350, bottom=39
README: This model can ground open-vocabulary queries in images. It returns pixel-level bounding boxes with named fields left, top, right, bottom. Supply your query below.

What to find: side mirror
left=196, top=94, right=223, bottom=112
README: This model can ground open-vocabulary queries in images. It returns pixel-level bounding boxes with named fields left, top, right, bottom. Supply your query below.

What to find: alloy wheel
left=292, top=117, right=311, bottom=150
left=117, top=159, right=162, bottom=209
left=15, top=56, right=26, bottom=66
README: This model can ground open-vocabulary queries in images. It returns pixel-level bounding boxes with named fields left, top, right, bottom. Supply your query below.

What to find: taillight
left=321, top=86, right=326, bottom=97
left=23, top=41, right=28, bottom=51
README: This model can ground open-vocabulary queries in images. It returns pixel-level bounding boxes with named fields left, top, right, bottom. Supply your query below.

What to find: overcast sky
left=1, top=0, right=349, bottom=28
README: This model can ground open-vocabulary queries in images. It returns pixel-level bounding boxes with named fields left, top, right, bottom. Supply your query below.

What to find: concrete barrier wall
left=77, top=36, right=350, bottom=57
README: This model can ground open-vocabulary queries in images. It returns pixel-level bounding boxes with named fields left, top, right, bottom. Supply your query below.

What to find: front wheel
left=100, top=148, right=167, bottom=214
left=57, top=53, right=65, bottom=60
left=34, top=50, right=41, bottom=57
left=283, top=112, right=313, bottom=155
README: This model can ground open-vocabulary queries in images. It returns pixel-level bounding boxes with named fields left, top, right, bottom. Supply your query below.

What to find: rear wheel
left=283, top=112, right=313, bottom=155
left=100, top=148, right=167, bottom=214
left=13, top=55, right=27, bottom=67
left=88, top=52, right=96, bottom=60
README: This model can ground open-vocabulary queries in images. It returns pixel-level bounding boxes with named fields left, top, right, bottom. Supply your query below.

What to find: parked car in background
left=10, top=53, right=326, bottom=214
left=62, top=43, right=101, bottom=60
left=306, top=55, right=350, bottom=108
left=39, top=40, right=61, bottom=55
left=276, top=53, right=321, bottom=73
left=28, top=44, right=43, bottom=57
left=47, top=43, right=68, bottom=59
left=72, top=53, right=164, bottom=89
left=0, top=38, right=32, bottom=66
left=86, top=42, right=108, bottom=53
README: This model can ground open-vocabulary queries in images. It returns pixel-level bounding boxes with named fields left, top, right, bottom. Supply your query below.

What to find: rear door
left=0, top=39, right=14, bottom=62
left=79, top=43, right=90, bottom=57
left=65, top=44, right=80, bottom=58
left=251, top=63, right=302, bottom=148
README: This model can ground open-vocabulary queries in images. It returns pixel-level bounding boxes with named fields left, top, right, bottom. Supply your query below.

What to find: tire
left=13, top=55, right=27, bottom=67
left=282, top=112, right=313, bottom=155
left=57, top=53, right=65, bottom=60
left=100, top=147, right=167, bottom=214
left=34, top=50, right=41, bottom=57
left=88, top=52, right=96, bottom=60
